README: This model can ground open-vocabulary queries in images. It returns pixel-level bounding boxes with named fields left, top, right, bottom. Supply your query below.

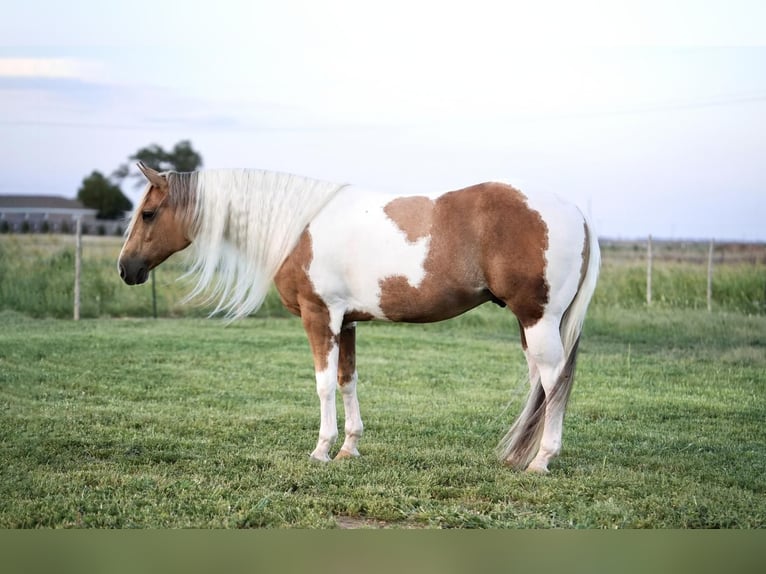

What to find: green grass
left=0, top=235, right=208, bottom=319
left=0, top=234, right=293, bottom=319
left=1, top=234, right=764, bottom=528
left=597, top=261, right=766, bottom=314
left=1, top=306, right=764, bottom=528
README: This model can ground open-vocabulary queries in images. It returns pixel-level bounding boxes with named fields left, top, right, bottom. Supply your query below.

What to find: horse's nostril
left=119, top=258, right=149, bottom=285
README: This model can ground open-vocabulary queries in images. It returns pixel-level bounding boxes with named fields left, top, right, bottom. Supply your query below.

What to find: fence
left=68, top=225, right=163, bottom=321
left=647, top=236, right=717, bottom=311
left=599, top=237, right=766, bottom=314
left=0, top=216, right=125, bottom=236
left=2, top=232, right=766, bottom=319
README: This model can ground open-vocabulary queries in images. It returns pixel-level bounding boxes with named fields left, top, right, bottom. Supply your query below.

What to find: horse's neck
left=187, top=169, right=345, bottom=318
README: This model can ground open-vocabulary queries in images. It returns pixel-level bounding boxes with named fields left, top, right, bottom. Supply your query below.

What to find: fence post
left=707, top=239, right=714, bottom=312
left=646, top=234, right=653, bottom=306
left=151, top=269, right=158, bottom=319
left=73, top=217, right=82, bottom=321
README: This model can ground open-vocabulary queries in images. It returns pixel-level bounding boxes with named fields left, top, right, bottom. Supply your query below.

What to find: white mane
left=184, top=169, right=346, bottom=319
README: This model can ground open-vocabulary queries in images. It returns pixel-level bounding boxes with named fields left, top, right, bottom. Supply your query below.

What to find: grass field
left=1, top=234, right=765, bottom=528
left=1, top=307, right=764, bottom=528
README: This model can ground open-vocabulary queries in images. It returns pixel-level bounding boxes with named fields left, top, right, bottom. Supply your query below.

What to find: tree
left=112, top=140, right=203, bottom=188
left=77, top=171, right=133, bottom=220
left=166, top=140, right=203, bottom=172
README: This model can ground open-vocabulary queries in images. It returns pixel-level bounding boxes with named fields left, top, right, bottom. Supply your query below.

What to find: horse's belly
left=314, top=255, right=490, bottom=323
left=370, top=281, right=490, bottom=323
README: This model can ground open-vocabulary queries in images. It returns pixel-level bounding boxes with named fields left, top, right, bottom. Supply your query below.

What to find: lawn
left=1, top=304, right=764, bottom=528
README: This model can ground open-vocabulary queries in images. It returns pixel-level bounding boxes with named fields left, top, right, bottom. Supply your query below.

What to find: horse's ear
left=137, top=161, right=165, bottom=187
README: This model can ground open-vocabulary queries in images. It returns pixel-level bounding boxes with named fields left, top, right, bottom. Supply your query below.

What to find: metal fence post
left=151, top=269, right=158, bottom=319
left=707, top=239, right=714, bottom=312
left=74, top=217, right=82, bottom=321
left=646, top=234, right=653, bottom=306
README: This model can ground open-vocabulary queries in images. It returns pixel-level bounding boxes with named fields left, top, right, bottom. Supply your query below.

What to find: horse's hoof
left=333, top=449, right=359, bottom=461
left=525, top=463, right=550, bottom=475
left=502, top=458, right=526, bottom=471
left=309, top=453, right=331, bottom=463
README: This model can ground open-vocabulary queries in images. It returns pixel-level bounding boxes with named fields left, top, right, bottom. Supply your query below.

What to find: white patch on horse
left=310, top=343, right=340, bottom=462
left=306, top=187, right=432, bottom=320
left=523, top=192, right=587, bottom=318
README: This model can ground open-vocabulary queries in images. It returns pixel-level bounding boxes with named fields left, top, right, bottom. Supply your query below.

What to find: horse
left=118, top=162, right=600, bottom=473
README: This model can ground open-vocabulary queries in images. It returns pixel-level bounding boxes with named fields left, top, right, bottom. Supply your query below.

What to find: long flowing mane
left=181, top=169, right=346, bottom=319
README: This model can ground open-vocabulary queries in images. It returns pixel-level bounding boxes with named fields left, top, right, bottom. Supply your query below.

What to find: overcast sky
left=1, top=0, right=765, bottom=240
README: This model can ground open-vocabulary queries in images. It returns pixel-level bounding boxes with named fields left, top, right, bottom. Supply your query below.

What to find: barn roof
left=0, top=195, right=96, bottom=216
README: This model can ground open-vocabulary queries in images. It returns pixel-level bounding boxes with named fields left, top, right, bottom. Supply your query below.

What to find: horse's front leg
left=335, top=323, right=363, bottom=460
left=303, top=310, right=340, bottom=462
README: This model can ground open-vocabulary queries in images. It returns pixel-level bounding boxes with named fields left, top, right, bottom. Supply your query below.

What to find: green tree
left=112, top=140, right=203, bottom=188
left=166, top=140, right=203, bottom=172
left=77, top=171, right=133, bottom=220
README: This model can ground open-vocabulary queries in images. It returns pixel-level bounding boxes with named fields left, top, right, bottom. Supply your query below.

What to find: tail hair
left=497, top=376, right=546, bottom=469
left=498, top=218, right=600, bottom=469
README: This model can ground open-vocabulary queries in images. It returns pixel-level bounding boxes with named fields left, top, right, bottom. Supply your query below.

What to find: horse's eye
left=142, top=210, right=157, bottom=222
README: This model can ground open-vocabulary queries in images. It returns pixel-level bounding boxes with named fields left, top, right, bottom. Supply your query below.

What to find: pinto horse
left=119, top=162, right=600, bottom=473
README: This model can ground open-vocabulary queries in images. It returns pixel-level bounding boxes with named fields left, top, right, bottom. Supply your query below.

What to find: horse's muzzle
left=118, top=257, right=149, bottom=285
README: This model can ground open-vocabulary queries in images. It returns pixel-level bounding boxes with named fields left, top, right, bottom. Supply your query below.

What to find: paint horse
left=119, top=162, right=599, bottom=473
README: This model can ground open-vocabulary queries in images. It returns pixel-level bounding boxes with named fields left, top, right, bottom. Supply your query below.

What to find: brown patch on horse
left=301, top=309, right=337, bottom=374
left=343, top=310, right=375, bottom=323
left=275, top=231, right=374, bottom=374
left=273, top=230, right=313, bottom=318
left=337, top=325, right=356, bottom=386
left=384, top=196, right=434, bottom=242
left=378, top=183, right=549, bottom=327
left=518, top=320, right=528, bottom=350
left=274, top=231, right=336, bottom=372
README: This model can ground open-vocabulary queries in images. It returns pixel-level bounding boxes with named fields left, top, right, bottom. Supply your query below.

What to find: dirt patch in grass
left=334, top=516, right=428, bottom=529
left=335, top=515, right=390, bottom=529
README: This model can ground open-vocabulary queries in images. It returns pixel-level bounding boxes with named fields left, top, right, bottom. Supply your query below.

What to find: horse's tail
left=498, top=216, right=600, bottom=469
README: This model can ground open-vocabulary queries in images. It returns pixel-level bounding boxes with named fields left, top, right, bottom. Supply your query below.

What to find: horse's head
left=118, top=162, right=192, bottom=285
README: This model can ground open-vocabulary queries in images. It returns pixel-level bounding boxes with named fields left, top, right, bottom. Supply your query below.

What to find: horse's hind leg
left=335, top=323, right=363, bottom=460
left=522, top=317, right=567, bottom=473
left=518, top=320, right=540, bottom=389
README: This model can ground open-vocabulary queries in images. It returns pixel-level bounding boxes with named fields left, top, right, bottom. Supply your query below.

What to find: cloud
left=0, top=65, right=312, bottom=135
left=0, top=57, right=102, bottom=80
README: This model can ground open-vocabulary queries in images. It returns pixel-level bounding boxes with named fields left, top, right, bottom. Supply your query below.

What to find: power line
left=0, top=119, right=205, bottom=131
left=1, top=91, right=765, bottom=132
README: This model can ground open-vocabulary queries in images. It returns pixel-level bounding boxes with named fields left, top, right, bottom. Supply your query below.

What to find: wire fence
left=1, top=232, right=765, bottom=319
left=598, top=237, right=766, bottom=314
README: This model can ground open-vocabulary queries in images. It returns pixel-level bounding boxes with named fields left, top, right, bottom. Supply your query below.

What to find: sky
left=1, top=0, right=765, bottom=240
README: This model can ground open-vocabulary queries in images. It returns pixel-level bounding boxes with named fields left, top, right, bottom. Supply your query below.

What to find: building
left=0, top=195, right=125, bottom=235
